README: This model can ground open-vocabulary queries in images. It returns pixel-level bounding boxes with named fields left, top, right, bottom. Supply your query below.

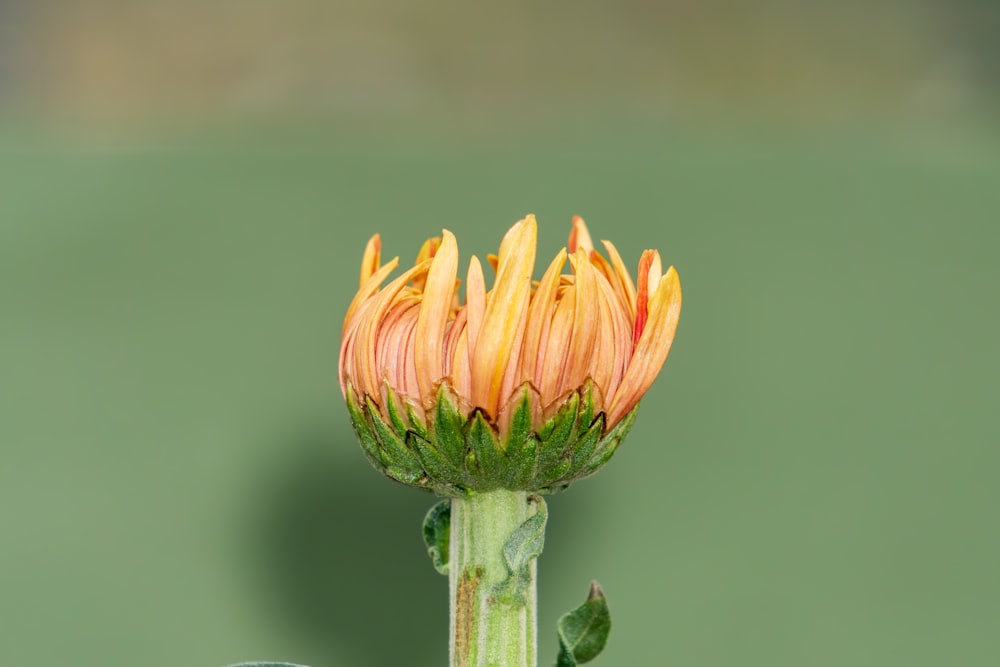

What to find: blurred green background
left=1, top=1, right=998, bottom=666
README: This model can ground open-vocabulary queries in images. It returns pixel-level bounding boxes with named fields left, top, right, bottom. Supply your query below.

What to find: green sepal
left=345, top=388, right=390, bottom=471
left=466, top=411, right=504, bottom=489
left=366, top=395, right=423, bottom=472
left=535, top=454, right=574, bottom=490
left=577, top=382, right=596, bottom=435
left=384, top=386, right=412, bottom=438
left=581, top=405, right=638, bottom=478
left=504, top=435, right=539, bottom=489
left=433, top=386, right=469, bottom=469
left=347, top=382, right=638, bottom=495
left=407, top=403, right=430, bottom=441
left=503, top=389, right=534, bottom=453
left=422, top=499, right=451, bottom=575
left=566, top=414, right=605, bottom=479
left=494, top=496, right=547, bottom=604
left=407, top=431, right=465, bottom=490
left=555, top=581, right=611, bottom=667
left=536, top=392, right=580, bottom=473
left=385, top=465, right=426, bottom=487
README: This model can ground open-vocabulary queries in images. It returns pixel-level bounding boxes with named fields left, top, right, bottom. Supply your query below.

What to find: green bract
left=345, top=382, right=639, bottom=496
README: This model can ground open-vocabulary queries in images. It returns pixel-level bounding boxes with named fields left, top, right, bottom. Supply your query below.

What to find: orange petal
left=593, top=272, right=633, bottom=402
left=632, top=249, right=660, bottom=348
left=359, top=234, right=382, bottom=287
left=451, top=327, right=472, bottom=402
left=607, top=266, right=681, bottom=427
left=497, top=292, right=531, bottom=410
left=471, top=215, right=537, bottom=417
left=519, top=248, right=567, bottom=387
left=558, top=248, right=599, bottom=397
left=465, top=255, right=486, bottom=363
left=568, top=215, right=594, bottom=254
left=353, top=259, right=433, bottom=402
left=588, top=275, right=617, bottom=405
left=412, top=236, right=442, bottom=291
left=376, top=296, right=420, bottom=390
left=343, top=256, right=400, bottom=337
left=442, top=308, right=468, bottom=380
left=415, top=230, right=459, bottom=407
left=601, top=240, right=637, bottom=320
left=537, top=284, right=575, bottom=402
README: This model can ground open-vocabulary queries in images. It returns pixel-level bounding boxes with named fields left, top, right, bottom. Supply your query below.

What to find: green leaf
left=422, top=499, right=451, bottom=575
left=227, top=663, right=311, bottom=667
left=433, top=386, right=468, bottom=468
left=555, top=581, right=611, bottom=666
left=502, top=496, right=547, bottom=573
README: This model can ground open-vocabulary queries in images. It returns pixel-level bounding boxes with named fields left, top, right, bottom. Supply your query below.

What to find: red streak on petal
left=633, top=250, right=655, bottom=348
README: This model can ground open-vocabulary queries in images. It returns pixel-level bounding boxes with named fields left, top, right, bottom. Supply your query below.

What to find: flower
left=340, top=215, right=681, bottom=495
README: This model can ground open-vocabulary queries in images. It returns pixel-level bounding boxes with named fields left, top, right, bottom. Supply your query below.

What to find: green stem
left=449, top=490, right=539, bottom=667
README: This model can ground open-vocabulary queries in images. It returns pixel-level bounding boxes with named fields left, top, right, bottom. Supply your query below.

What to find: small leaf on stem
left=555, top=581, right=611, bottom=666
left=422, top=499, right=451, bottom=575
left=493, top=495, right=548, bottom=604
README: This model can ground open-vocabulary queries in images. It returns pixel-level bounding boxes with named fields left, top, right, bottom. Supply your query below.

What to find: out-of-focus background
left=1, top=1, right=998, bottom=666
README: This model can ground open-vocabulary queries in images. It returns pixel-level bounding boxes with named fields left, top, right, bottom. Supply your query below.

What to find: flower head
left=340, top=215, right=681, bottom=495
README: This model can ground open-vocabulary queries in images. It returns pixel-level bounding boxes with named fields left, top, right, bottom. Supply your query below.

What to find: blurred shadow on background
left=246, top=427, right=591, bottom=667
left=246, top=429, right=445, bottom=666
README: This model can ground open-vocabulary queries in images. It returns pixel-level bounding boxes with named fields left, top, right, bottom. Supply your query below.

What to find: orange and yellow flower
left=340, top=215, right=681, bottom=495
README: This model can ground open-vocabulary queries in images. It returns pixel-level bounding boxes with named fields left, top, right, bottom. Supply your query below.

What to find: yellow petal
left=415, top=230, right=459, bottom=407
left=607, top=266, right=681, bottom=426
left=471, top=215, right=537, bottom=417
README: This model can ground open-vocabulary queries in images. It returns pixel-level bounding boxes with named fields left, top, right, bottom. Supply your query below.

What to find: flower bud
left=340, top=215, right=681, bottom=495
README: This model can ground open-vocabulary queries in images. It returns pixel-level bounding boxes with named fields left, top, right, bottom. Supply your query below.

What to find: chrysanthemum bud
left=340, top=215, right=681, bottom=496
